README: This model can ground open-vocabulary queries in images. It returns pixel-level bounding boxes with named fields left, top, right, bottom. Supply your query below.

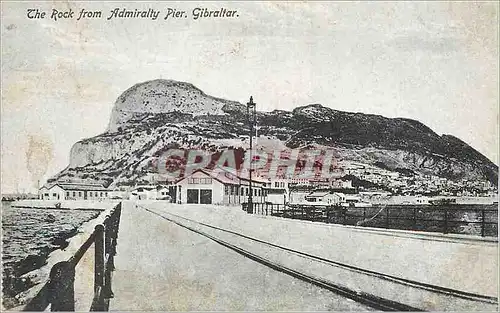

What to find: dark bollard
left=91, top=225, right=106, bottom=311
left=103, top=221, right=114, bottom=298
left=103, top=261, right=114, bottom=299
left=48, top=261, right=75, bottom=311
left=94, top=225, right=105, bottom=294
left=104, top=219, right=112, bottom=257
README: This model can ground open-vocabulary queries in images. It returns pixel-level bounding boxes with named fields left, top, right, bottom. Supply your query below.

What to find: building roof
left=175, top=168, right=266, bottom=186
left=175, top=168, right=240, bottom=185
left=43, top=182, right=108, bottom=191
left=131, top=185, right=170, bottom=192
left=344, top=195, right=360, bottom=201
left=306, top=191, right=330, bottom=198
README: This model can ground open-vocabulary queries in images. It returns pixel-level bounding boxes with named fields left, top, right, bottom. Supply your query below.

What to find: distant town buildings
left=35, top=161, right=497, bottom=205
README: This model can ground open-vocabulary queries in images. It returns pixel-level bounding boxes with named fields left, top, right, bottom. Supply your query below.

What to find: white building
left=39, top=183, right=109, bottom=200
left=304, top=191, right=343, bottom=205
left=108, top=188, right=128, bottom=200
left=303, top=191, right=371, bottom=207
left=129, top=185, right=171, bottom=200
left=174, top=168, right=266, bottom=205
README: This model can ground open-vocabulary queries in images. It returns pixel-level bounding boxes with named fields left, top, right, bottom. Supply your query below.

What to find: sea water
left=1, top=201, right=100, bottom=308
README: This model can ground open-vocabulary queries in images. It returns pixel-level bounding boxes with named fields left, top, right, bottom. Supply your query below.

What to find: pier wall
left=10, top=200, right=120, bottom=210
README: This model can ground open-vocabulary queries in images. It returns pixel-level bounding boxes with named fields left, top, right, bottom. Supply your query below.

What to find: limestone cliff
left=51, top=79, right=498, bottom=190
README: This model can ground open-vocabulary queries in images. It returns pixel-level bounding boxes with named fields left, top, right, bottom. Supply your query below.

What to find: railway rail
left=138, top=205, right=498, bottom=312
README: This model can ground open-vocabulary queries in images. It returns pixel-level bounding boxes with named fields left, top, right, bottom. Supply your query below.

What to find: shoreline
left=1, top=206, right=103, bottom=310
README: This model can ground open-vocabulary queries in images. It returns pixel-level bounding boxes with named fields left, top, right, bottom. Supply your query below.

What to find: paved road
left=108, top=202, right=370, bottom=311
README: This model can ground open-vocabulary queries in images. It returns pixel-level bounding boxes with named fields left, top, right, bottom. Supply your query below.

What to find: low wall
left=11, top=200, right=120, bottom=211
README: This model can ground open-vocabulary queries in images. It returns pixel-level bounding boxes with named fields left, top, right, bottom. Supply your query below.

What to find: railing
left=245, top=202, right=498, bottom=237
left=23, top=203, right=122, bottom=311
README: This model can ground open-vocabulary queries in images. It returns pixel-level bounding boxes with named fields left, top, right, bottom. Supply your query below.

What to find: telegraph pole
left=247, top=96, right=256, bottom=214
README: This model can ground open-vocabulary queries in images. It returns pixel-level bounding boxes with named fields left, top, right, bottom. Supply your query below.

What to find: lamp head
left=247, top=96, right=256, bottom=108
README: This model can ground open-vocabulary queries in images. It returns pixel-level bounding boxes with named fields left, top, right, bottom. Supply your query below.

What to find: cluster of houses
left=38, top=164, right=498, bottom=206
left=38, top=167, right=368, bottom=206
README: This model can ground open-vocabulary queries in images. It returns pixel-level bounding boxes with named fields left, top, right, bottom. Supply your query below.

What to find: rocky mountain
left=51, top=79, right=498, bottom=189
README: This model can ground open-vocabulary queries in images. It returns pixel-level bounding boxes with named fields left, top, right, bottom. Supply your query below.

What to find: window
left=79, top=192, right=82, bottom=197
left=100, top=192, right=103, bottom=197
left=73, top=191, right=76, bottom=197
left=45, top=193, right=49, bottom=197
left=187, top=178, right=212, bottom=184
left=66, top=191, right=70, bottom=197
left=224, top=185, right=229, bottom=195
left=52, top=193, right=57, bottom=197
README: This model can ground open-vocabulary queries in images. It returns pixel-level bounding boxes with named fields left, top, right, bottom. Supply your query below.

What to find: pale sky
left=1, top=1, right=498, bottom=193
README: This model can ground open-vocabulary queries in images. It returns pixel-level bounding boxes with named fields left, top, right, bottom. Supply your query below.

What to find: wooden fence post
left=413, top=207, right=417, bottom=230
left=481, top=209, right=486, bottom=237
left=94, top=225, right=105, bottom=297
left=443, top=209, right=448, bottom=234
left=103, top=220, right=114, bottom=298
left=49, top=261, right=75, bottom=311
left=385, top=208, right=390, bottom=229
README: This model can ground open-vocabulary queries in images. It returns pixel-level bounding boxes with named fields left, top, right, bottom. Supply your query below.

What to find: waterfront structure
left=129, top=186, right=155, bottom=200
left=174, top=168, right=266, bottom=205
left=304, top=191, right=343, bottom=204
left=39, top=183, right=109, bottom=200
left=129, top=185, right=171, bottom=200
left=108, top=188, right=128, bottom=200
left=303, top=191, right=369, bottom=207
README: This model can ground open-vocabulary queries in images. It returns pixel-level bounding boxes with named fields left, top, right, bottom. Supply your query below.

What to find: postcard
left=1, top=1, right=498, bottom=311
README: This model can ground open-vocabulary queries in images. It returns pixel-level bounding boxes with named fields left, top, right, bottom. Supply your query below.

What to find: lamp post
left=247, top=96, right=256, bottom=214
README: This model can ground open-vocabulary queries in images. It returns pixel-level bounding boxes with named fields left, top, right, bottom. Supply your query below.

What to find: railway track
left=139, top=205, right=498, bottom=311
